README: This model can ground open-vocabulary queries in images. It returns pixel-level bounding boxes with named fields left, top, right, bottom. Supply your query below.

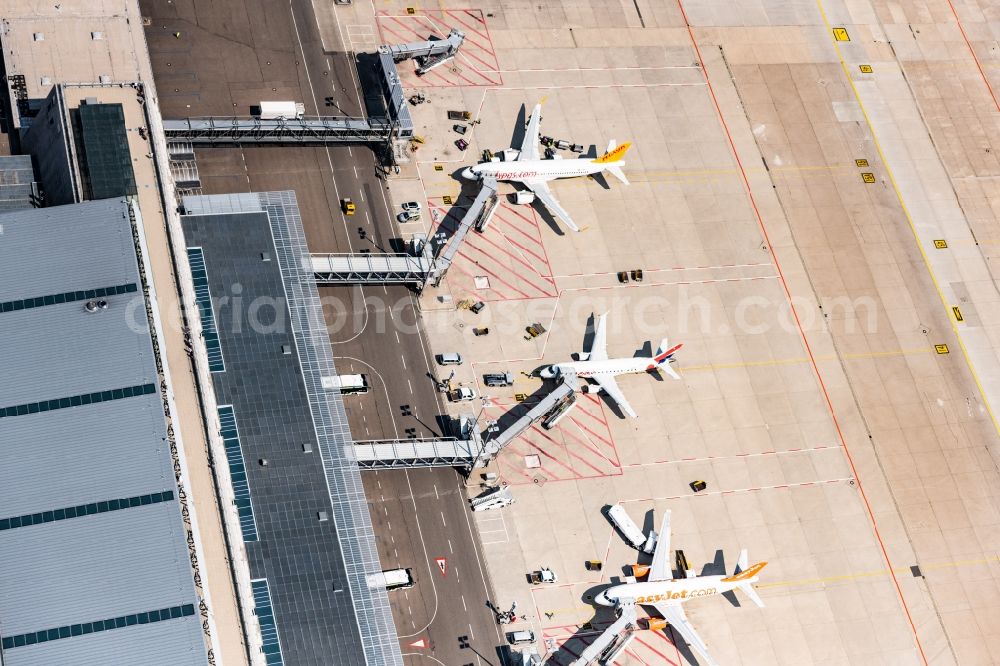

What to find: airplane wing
left=524, top=179, right=580, bottom=232
left=519, top=103, right=542, bottom=161
left=591, top=373, right=637, bottom=418
left=587, top=312, right=609, bottom=362
left=648, top=511, right=672, bottom=581
left=655, top=604, right=718, bottom=666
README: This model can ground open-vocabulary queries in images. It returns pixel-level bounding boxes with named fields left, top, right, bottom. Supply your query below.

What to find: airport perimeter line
left=673, top=0, right=929, bottom=661
left=941, top=0, right=1000, bottom=113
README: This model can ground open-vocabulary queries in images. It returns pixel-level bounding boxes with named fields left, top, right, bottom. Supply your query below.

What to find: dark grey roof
left=0, top=198, right=208, bottom=666
left=181, top=192, right=402, bottom=666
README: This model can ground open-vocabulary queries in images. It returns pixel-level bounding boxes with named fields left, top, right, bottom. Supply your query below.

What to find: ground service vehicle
left=448, top=110, right=472, bottom=121
left=366, top=568, right=414, bottom=591
left=607, top=504, right=654, bottom=552
left=507, top=630, right=535, bottom=645
left=528, top=568, right=557, bottom=584
left=321, top=374, right=369, bottom=395
left=258, top=100, right=305, bottom=119
left=448, top=387, right=476, bottom=402
left=484, top=372, right=514, bottom=387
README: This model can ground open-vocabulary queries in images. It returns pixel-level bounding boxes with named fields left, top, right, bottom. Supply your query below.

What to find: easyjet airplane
left=461, top=103, right=630, bottom=232
left=540, top=312, right=682, bottom=418
left=593, top=510, right=767, bottom=666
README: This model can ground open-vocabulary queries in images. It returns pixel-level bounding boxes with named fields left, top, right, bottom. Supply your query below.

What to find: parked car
left=401, top=201, right=422, bottom=212
left=397, top=211, right=421, bottom=223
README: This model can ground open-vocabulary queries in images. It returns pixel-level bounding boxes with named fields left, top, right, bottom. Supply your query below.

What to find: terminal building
left=180, top=191, right=402, bottom=666
left=0, top=198, right=210, bottom=666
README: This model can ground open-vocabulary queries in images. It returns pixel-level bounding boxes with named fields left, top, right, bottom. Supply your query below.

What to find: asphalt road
left=140, top=0, right=503, bottom=662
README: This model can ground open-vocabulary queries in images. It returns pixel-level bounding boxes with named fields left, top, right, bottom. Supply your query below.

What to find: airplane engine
left=628, top=564, right=650, bottom=578
left=641, top=617, right=669, bottom=632
left=581, top=384, right=604, bottom=395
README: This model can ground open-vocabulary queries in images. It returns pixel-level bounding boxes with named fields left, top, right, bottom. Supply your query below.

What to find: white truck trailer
left=321, top=374, right=370, bottom=395
left=258, top=101, right=305, bottom=119
left=366, top=568, right=414, bottom=591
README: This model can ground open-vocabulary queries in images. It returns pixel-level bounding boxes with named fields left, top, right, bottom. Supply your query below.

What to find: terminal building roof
left=0, top=198, right=209, bottom=666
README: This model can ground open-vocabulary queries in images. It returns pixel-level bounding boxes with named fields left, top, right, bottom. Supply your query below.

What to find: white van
left=436, top=352, right=463, bottom=366
left=506, top=630, right=536, bottom=645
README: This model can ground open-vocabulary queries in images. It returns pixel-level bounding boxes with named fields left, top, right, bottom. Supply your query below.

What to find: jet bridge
left=352, top=374, right=579, bottom=470
left=428, top=177, right=498, bottom=286
left=311, top=234, right=435, bottom=286
left=310, top=178, right=498, bottom=290
left=572, top=600, right=639, bottom=666
left=380, top=28, right=466, bottom=75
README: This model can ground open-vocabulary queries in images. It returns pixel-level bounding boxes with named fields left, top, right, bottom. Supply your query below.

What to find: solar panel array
left=186, top=247, right=225, bottom=372
left=250, top=579, right=284, bottom=666
left=181, top=192, right=402, bottom=666
left=217, top=406, right=259, bottom=541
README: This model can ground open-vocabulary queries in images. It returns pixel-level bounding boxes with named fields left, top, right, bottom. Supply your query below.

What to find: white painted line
left=461, top=594, right=467, bottom=612
left=448, top=539, right=453, bottom=554
left=440, top=511, right=447, bottom=527
left=400, top=354, right=407, bottom=370
left=434, top=484, right=439, bottom=500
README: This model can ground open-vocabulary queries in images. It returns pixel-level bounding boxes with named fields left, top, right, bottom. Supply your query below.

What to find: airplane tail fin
left=595, top=140, right=631, bottom=164
left=654, top=339, right=682, bottom=379
left=723, top=549, right=767, bottom=608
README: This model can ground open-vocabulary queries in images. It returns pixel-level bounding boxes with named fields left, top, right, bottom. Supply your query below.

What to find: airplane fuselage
left=542, top=357, right=660, bottom=379
left=596, top=574, right=754, bottom=607
left=467, top=159, right=608, bottom=183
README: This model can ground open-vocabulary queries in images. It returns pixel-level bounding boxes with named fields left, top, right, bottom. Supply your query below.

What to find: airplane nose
left=594, top=591, right=612, bottom=606
left=461, top=167, right=478, bottom=180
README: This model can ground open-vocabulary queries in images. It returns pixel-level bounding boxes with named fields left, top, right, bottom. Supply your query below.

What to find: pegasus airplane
left=539, top=312, right=681, bottom=418
left=461, top=103, right=630, bottom=232
left=591, top=511, right=767, bottom=666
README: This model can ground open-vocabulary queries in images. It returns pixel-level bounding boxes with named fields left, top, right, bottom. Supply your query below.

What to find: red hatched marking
left=375, top=9, right=501, bottom=88
left=486, top=393, right=621, bottom=485
left=430, top=199, right=558, bottom=301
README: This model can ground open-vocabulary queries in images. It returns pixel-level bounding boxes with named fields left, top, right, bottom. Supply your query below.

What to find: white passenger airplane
left=593, top=511, right=767, bottom=666
left=539, top=312, right=682, bottom=418
left=460, top=103, right=630, bottom=232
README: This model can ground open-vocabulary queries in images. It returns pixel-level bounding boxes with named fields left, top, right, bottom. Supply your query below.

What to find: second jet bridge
left=353, top=374, right=579, bottom=470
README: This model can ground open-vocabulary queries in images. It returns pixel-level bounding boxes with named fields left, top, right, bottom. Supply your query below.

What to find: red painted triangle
left=408, top=638, right=427, bottom=649
left=435, top=557, right=447, bottom=577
